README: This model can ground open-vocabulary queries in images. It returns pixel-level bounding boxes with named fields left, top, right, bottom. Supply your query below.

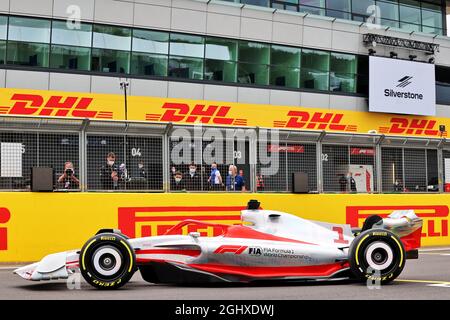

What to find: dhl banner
left=0, top=87, right=448, bottom=138
left=1, top=192, right=450, bottom=262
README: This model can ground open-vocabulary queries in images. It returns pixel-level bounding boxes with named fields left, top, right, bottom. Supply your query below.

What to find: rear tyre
left=79, top=233, right=136, bottom=289
left=349, top=229, right=405, bottom=285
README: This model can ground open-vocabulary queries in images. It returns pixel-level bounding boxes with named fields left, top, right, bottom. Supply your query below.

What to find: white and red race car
left=14, top=200, right=422, bottom=289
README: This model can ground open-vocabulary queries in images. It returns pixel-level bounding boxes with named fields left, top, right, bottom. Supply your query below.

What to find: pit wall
left=0, top=192, right=449, bottom=262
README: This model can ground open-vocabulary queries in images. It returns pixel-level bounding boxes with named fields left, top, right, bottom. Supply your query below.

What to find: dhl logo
left=118, top=206, right=243, bottom=238
left=274, top=111, right=357, bottom=132
left=378, top=118, right=447, bottom=137
left=146, top=102, right=248, bottom=126
left=0, top=208, right=10, bottom=251
left=346, top=205, right=449, bottom=238
left=0, top=94, right=113, bottom=119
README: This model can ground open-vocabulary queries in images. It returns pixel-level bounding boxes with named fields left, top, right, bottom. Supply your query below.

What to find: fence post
left=79, top=119, right=89, bottom=192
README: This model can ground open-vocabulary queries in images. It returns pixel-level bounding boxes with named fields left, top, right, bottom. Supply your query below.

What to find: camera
left=65, top=168, right=73, bottom=177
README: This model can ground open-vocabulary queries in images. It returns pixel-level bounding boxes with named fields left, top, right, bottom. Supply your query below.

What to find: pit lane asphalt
left=2, top=247, right=450, bottom=300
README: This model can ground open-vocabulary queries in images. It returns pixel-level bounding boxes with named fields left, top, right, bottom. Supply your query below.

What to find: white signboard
left=349, top=164, right=374, bottom=193
left=369, top=56, right=436, bottom=116
left=445, top=158, right=450, bottom=184
left=1, top=143, right=23, bottom=177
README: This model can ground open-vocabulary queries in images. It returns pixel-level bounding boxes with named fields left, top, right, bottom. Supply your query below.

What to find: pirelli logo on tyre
left=346, top=205, right=449, bottom=239
left=117, top=206, right=243, bottom=238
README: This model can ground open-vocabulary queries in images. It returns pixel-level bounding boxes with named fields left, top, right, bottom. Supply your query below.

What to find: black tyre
left=349, top=229, right=405, bottom=285
left=79, top=233, right=136, bottom=289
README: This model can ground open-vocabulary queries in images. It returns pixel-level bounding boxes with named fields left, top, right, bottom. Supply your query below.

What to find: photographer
left=57, top=161, right=80, bottom=189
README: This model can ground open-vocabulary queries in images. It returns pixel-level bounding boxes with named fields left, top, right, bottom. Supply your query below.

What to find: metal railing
left=0, top=115, right=449, bottom=194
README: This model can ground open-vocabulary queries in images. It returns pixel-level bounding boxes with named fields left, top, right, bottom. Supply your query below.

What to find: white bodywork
left=14, top=208, right=421, bottom=282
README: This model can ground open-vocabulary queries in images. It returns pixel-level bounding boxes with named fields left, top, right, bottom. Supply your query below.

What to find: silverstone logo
left=396, top=76, right=413, bottom=88
left=384, top=76, right=423, bottom=100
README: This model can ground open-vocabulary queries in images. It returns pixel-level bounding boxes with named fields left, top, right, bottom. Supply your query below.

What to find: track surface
left=2, top=247, right=450, bottom=300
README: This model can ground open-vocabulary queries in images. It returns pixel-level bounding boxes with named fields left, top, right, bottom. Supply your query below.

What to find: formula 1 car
left=14, top=200, right=423, bottom=289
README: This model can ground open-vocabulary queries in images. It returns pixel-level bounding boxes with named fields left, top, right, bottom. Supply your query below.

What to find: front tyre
left=79, top=233, right=136, bottom=289
left=349, top=229, right=405, bottom=285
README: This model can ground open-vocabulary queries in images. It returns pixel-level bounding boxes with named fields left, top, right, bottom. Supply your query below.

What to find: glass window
left=270, top=45, right=301, bottom=88
left=300, top=49, right=329, bottom=91
left=50, top=45, right=90, bottom=71
left=131, top=52, right=167, bottom=77
left=8, top=17, right=51, bottom=43
left=169, top=33, right=204, bottom=59
left=7, top=41, right=49, bottom=67
left=330, top=53, right=357, bottom=93
left=421, top=8, right=442, bottom=28
left=241, top=0, right=269, bottom=5
left=205, top=37, right=237, bottom=61
left=205, top=38, right=238, bottom=83
left=238, top=63, right=269, bottom=85
left=400, top=22, right=421, bottom=32
left=326, top=9, right=351, bottom=20
left=352, top=0, right=375, bottom=16
left=378, top=1, right=400, bottom=21
left=204, top=59, right=237, bottom=83
left=168, top=56, right=203, bottom=80
left=91, top=48, right=130, bottom=73
left=238, top=41, right=269, bottom=85
left=132, top=29, right=169, bottom=55
left=270, top=65, right=300, bottom=88
left=300, top=0, right=325, bottom=7
left=51, top=20, right=92, bottom=47
left=0, top=40, right=5, bottom=64
left=422, top=26, right=442, bottom=35
left=271, top=45, right=300, bottom=67
left=239, top=41, right=269, bottom=64
left=326, top=0, right=351, bottom=12
left=0, top=16, right=7, bottom=40
left=93, top=25, right=131, bottom=51
left=399, top=1, right=421, bottom=24
left=299, top=5, right=326, bottom=15
left=381, top=19, right=400, bottom=28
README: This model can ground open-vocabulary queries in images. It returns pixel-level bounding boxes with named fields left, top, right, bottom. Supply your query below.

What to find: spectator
left=256, top=172, right=265, bottom=191
left=171, top=171, right=186, bottom=191
left=184, top=162, right=201, bottom=191
left=226, top=165, right=246, bottom=192
left=138, top=160, right=147, bottom=179
left=57, top=161, right=79, bottom=189
left=208, top=162, right=223, bottom=191
left=339, top=171, right=357, bottom=192
left=100, top=152, right=120, bottom=190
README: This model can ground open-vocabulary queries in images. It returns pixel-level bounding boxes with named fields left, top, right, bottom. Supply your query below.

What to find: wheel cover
left=364, top=241, right=394, bottom=271
left=92, top=246, right=123, bottom=277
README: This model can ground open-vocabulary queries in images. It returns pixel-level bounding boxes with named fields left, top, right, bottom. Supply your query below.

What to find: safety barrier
left=0, top=192, right=449, bottom=262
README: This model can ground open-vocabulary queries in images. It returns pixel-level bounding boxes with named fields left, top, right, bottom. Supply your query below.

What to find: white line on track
left=0, top=266, right=21, bottom=270
left=419, top=247, right=450, bottom=252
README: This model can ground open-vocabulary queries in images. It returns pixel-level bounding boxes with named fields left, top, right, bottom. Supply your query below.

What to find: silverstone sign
left=369, top=56, right=436, bottom=116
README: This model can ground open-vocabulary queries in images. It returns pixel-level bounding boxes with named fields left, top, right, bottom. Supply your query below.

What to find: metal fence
left=0, top=115, right=449, bottom=193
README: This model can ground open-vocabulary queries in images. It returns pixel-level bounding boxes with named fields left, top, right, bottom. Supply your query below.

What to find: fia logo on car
left=248, top=247, right=263, bottom=256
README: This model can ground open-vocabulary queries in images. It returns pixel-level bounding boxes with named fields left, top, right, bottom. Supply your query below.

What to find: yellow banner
left=0, top=193, right=449, bottom=262
left=0, top=88, right=447, bottom=138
